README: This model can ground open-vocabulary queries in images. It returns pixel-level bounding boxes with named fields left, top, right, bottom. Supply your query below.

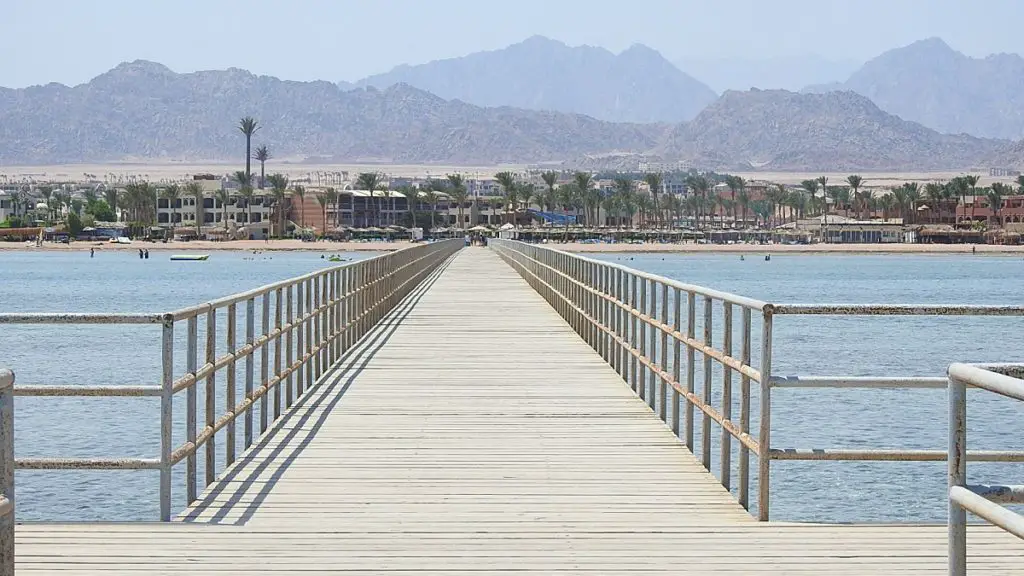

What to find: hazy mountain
left=658, top=89, right=1005, bottom=171
left=356, top=35, right=718, bottom=123
left=0, top=60, right=666, bottom=165
left=803, top=38, right=1024, bottom=139
left=676, top=55, right=860, bottom=92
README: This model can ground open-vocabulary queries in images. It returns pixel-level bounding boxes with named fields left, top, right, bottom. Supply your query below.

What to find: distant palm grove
left=2, top=116, right=1023, bottom=244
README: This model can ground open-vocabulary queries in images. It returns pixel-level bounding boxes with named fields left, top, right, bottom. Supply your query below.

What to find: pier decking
left=11, top=248, right=1023, bottom=574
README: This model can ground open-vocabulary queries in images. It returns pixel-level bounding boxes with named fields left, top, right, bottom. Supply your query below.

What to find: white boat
left=110, top=236, right=132, bottom=244
left=170, top=254, right=210, bottom=261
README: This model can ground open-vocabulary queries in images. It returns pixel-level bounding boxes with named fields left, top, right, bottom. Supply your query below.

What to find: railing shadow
left=177, top=251, right=458, bottom=524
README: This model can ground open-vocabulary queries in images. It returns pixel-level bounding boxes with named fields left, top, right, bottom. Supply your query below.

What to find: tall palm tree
left=215, top=188, right=231, bottom=232
left=422, top=188, right=440, bottom=229
left=266, top=173, right=289, bottom=237
left=355, top=172, right=381, bottom=227
left=924, top=182, right=944, bottom=224
left=964, top=174, right=980, bottom=223
left=846, top=175, right=864, bottom=219
left=103, top=188, right=119, bottom=215
left=184, top=181, right=204, bottom=235
left=316, top=193, right=328, bottom=234
left=253, top=145, right=270, bottom=189
left=292, top=185, right=306, bottom=230
left=494, top=171, right=517, bottom=225
left=737, top=187, right=751, bottom=229
left=518, top=183, right=534, bottom=224
left=903, top=182, right=921, bottom=224
left=1016, top=174, right=1024, bottom=195
left=987, top=183, right=1008, bottom=227
left=161, top=184, right=181, bottom=236
left=686, top=174, right=711, bottom=229
left=400, top=186, right=418, bottom=227
left=238, top=117, right=259, bottom=183
left=446, top=174, right=468, bottom=229
left=232, top=170, right=255, bottom=231
left=541, top=171, right=558, bottom=218
left=644, top=172, right=664, bottom=227
left=724, top=175, right=744, bottom=226
left=325, top=187, right=339, bottom=230
left=614, top=178, right=635, bottom=228
left=573, top=172, right=593, bottom=226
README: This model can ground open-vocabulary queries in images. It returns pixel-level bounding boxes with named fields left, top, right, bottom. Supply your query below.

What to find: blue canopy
left=527, top=209, right=577, bottom=225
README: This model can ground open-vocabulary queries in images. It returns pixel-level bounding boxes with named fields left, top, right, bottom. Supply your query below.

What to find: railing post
left=758, top=309, right=774, bottom=521
left=273, top=288, right=283, bottom=420
left=286, top=285, right=294, bottom=408
left=948, top=370, right=968, bottom=576
left=659, top=282, right=669, bottom=422
left=721, top=302, right=733, bottom=490
left=225, top=304, right=236, bottom=467
left=244, top=298, right=255, bottom=450
left=295, top=282, right=303, bottom=400
left=739, top=308, right=752, bottom=511
left=186, top=316, right=198, bottom=505
left=671, top=287, right=682, bottom=437
left=630, top=274, right=638, bottom=392
left=702, top=297, right=713, bottom=470
left=159, top=314, right=174, bottom=521
left=260, top=293, right=270, bottom=434
left=305, top=277, right=314, bottom=391
left=685, top=292, right=696, bottom=451
left=0, top=368, right=16, bottom=576
left=638, top=276, right=647, bottom=401
left=205, top=310, right=216, bottom=487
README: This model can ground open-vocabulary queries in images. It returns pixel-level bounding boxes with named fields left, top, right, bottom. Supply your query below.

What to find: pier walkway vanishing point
left=4, top=242, right=1023, bottom=574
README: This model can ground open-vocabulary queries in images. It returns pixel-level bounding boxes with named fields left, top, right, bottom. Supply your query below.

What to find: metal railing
left=0, top=239, right=461, bottom=520
left=492, top=239, right=774, bottom=517
left=492, top=239, right=1024, bottom=521
left=0, top=369, right=12, bottom=576
left=947, top=363, right=1024, bottom=576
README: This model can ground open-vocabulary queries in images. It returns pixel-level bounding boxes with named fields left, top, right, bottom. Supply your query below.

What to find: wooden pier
left=9, top=248, right=1023, bottom=574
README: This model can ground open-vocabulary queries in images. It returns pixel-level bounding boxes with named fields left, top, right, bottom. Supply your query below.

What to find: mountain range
left=804, top=38, right=1024, bottom=140
left=676, top=55, right=860, bottom=93
left=353, top=36, right=718, bottom=124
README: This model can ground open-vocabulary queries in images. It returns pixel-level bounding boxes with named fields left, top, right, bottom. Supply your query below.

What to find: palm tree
left=686, top=174, right=711, bottom=229
left=541, top=171, right=558, bottom=217
left=1016, top=174, right=1024, bottom=195
left=737, top=187, right=751, bottom=228
left=924, top=182, right=944, bottom=224
left=253, top=145, right=270, bottom=189
left=232, top=170, right=255, bottom=232
left=215, top=188, right=231, bottom=232
left=292, top=185, right=306, bottom=230
left=644, top=172, right=664, bottom=227
left=602, top=193, right=620, bottom=228
left=446, top=174, right=468, bottom=229
left=266, top=173, right=289, bottom=237
left=161, top=184, right=181, bottom=236
left=103, top=188, right=119, bottom=215
left=356, top=172, right=381, bottom=227
left=422, top=188, right=440, bottom=229
left=948, top=176, right=969, bottom=225
left=724, top=175, right=744, bottom=225
left=399, top=186, right=417, bottom=226
left=238, top=117, right=259, bottom=183
left=184, top=182, right=205, bottom=235
left=316, top=193, right=328, bottom=234
left=573, top=172, right=593, bottom=226
left=518, top=183, right=534, bottom=224
left=846, top=175, right=864, bottom=219
left=903, top=182, right=921, bottom=224
left=494, top=171, right=517, bottom=226
left=325, top=187, right=339, bottom=230
left=964, top=174, right=980, bottom=223
left=987, top=183, right=1008, bottom=227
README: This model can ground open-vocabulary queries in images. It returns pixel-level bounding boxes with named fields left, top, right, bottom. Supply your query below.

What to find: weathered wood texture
left=14, top=248, right=1022, bottom=574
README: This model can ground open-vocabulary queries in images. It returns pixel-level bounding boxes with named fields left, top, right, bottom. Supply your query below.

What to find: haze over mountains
left=354, top=36, right=717, bottom=124
left=676, top=55, right=861, bottom=93
left=1, top=35, right=1023, bottom=171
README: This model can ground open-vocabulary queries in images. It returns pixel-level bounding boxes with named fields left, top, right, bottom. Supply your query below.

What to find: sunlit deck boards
left=14, top=248, right=1023, bottom=574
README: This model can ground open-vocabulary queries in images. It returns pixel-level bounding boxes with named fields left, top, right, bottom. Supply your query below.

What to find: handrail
left=947, top=363, right=1024, bottom=576
left=492, top=239, right=771, bottom=517
left=0, top=369, right=14, bottom=576
left=0, top=239, right=462, bottom=521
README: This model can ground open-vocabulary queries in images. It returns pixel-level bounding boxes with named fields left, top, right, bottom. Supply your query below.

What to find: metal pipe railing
left=0, top=369, right=14, bottom=576
left=0, top=239, right=461, bottom=521
left=491, top=239, right=1024, bottom=524
left=492, top=239, right=771, bottom=517
left=947, top=363, right=1024, bottom=576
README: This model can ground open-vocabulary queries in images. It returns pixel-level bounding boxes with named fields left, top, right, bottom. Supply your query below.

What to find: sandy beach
left=3, top=239, right=1023, bottom=255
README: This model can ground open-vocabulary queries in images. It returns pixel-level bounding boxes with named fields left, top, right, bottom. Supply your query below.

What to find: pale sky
left=4, top=0, right=1024, bottom=88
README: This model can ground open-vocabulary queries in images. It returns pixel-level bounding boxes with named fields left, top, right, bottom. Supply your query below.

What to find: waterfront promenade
left=9, top=248, right=1023, bottom=574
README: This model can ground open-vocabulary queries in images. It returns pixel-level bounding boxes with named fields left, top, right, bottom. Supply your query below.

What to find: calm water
left=2, top=249, right=1022, bottom=523
left=591, top=252, right=1024, bottom=523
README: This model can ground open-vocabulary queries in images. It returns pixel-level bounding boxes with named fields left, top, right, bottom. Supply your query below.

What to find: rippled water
left=590, top=252, right=1024, bottom=522
left=2, top=249, right=1022, bottom=523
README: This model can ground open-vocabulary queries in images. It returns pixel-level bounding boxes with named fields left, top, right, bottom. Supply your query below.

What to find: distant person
left=139, top=248, right=144, bottom=259
left=90, top=248, right=95, bottom=258
left=144, top=249, right=150, bottom=259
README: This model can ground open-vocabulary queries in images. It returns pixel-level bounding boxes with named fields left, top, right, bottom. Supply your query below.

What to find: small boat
left=170, top=254, right=210, bottom=261
left=328, top=256, right=344, bottom=262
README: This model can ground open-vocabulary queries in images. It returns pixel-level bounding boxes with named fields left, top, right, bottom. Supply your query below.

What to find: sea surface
left=1, top=249, right=1022, bottom=523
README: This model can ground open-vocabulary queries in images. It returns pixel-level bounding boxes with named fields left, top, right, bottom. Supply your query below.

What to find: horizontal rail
left=950, top=486, right=1024, bottom=539
left=14, top=385, right=162, bottom=397
left=967, top=484, right=1024, bottom=505
left=0, top=313, right=165, bottom=324
left=770, top=376, right=948, bottom=388
left=16, top=457, right=161, bottom=470
left=772, top=304, right=1024, bottom=316
left=769, top=449, right=1024, bottom=462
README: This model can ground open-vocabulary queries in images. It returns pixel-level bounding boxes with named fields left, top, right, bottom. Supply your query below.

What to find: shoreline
left=2, top=239, right=1023, bottom=255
